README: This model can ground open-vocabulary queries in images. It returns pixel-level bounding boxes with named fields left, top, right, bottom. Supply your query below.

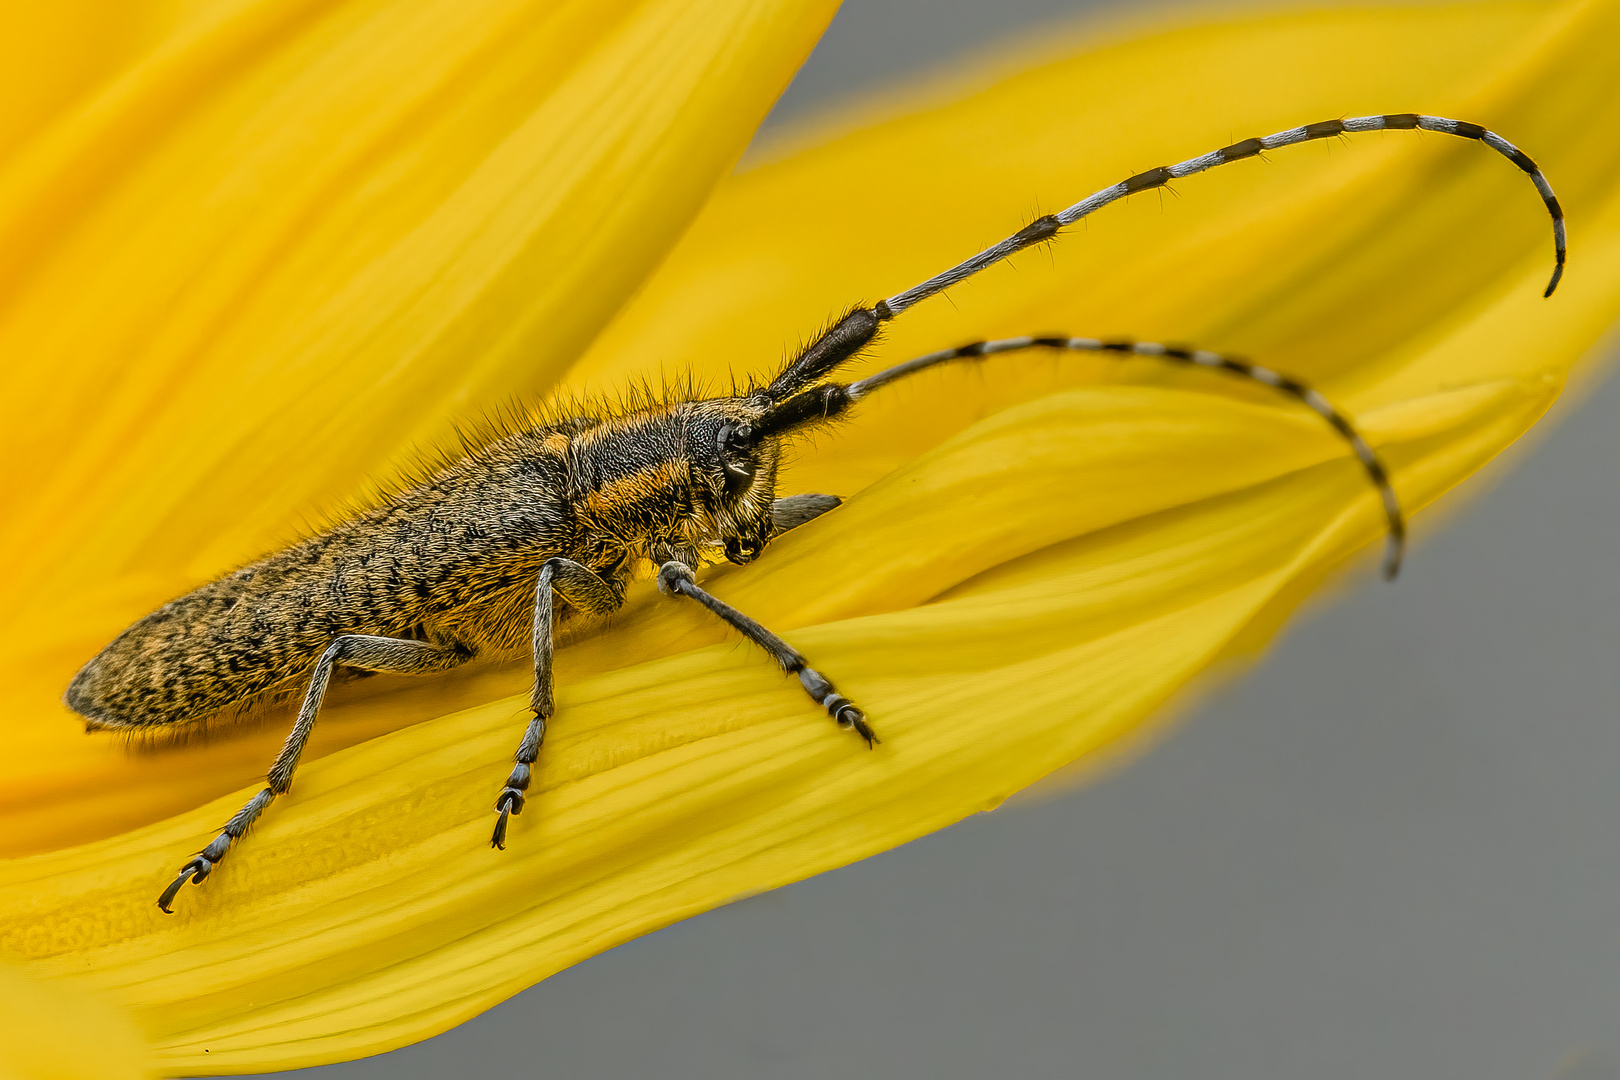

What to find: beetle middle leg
left=488, top=497, right=845, bottom=846
left=158, top=634, right=469, bottom=913
left=655, top=561, right=877, bottom=747
left=491, top=557, right=624, bottom=849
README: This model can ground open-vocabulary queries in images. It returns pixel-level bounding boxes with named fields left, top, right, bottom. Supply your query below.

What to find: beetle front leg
left=656, top=561, right=877, bottom=747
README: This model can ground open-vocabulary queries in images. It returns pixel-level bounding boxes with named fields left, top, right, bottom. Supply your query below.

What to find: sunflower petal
left=0, top=380, right=1571, bottom=1074
left=6, top=0, right=1620, bottom=1074
left=0, top=962, right=154, bottom=1080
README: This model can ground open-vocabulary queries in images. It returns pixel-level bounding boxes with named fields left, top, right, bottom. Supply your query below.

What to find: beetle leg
left=158, top=634, right=468, bottom=913
left=655, top=561, right=876, bottom=747
left=491, top=558, right=624, bottom=850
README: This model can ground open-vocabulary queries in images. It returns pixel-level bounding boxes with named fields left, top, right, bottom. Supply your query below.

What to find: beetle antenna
left=764, top=116, right=1563, bottom=404
left=842, top=334, right=1406, bottom=578
left=877, top=114, right=1566, bottom=320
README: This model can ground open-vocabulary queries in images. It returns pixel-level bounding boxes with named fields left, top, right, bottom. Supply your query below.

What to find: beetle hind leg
left=158, top=634, right=468, bottom=914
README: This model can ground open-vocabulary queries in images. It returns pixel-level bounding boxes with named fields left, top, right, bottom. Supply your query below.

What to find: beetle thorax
left=567, top=398, right=781, bottom=565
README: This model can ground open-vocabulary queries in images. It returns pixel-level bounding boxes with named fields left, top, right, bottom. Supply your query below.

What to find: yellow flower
left=4, top=0, right=1619, bottom=1074
left=0, top=961, right=155, bottom=1080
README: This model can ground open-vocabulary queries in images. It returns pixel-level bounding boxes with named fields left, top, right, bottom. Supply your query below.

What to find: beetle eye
left=716, top=422, right=756, bottom=495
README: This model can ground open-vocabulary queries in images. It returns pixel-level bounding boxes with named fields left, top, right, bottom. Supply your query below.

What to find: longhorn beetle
left=62, top=114, right=1565, bottom=914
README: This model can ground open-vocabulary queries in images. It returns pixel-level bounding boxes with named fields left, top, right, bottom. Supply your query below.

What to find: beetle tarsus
left=491, top=790, right=524, bottom=850
left=836, top=704, right=880, bottom=748
left=157, top=856, right=212, bottom=914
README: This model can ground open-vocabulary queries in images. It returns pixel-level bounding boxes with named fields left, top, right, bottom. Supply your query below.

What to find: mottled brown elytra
left=63, top=113, right=1565, bottom=913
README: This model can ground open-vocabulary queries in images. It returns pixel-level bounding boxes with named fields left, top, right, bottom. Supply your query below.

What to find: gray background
left=249, top=2, right=1620, bottom=1077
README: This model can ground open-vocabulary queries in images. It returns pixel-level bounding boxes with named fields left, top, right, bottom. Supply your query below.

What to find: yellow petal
left=0, top=0, right=838, bottom=855
left=0, top=1, right=213, bottom=160
left=7, top=0, right=1620, bottom=1075
left=0, top=962, right=154, bottom=1080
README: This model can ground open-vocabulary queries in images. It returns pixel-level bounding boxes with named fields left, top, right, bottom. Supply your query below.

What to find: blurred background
left=249, top=1, right=1620, bottom=1077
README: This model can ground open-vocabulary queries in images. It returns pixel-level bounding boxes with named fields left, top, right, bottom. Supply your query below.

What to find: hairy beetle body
left=69, top=400, right=780, bottom=733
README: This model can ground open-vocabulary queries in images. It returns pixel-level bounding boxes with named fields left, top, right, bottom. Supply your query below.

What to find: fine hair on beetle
left=60, top=113, right=1567, bottom=914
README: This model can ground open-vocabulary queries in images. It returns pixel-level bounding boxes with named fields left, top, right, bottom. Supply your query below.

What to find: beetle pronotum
left=61, top=113, right=1564, bottom=913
